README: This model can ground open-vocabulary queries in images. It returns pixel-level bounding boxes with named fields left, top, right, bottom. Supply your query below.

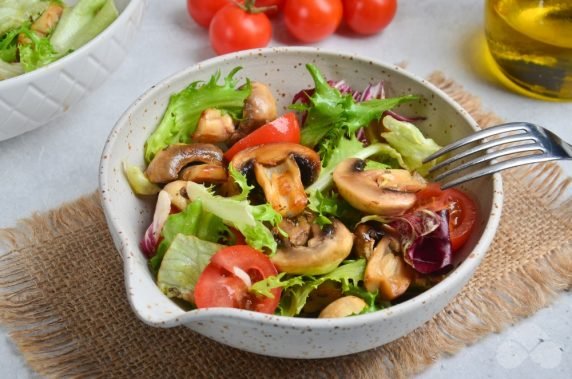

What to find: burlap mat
left=1, top=74, right=571, bottom=379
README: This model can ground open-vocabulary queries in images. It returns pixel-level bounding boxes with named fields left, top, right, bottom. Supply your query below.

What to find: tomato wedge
left=223, top=113, right=300, bottom=161
left=194, top=245, right=281, bottom=313
left=415, top=183, right=477, bottom=252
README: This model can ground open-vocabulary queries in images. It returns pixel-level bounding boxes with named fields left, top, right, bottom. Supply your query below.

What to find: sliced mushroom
left=318, top=296, right=368, bottom=318
left=333, top=158, right=426, bottom=216
left=230, top=82, right=277, bottom=143
left=163, top=180, right=190, bottom=210
left=303, top=280, right=343, bottom=314
left=180, top=164, right=227, bottom=184
left=353, top=223, right=385, bottom=260
left=364, top=237, right=415, bottom=300
left=192, top=108, right=235, bottom=143
left=275, top=211, right=315, bottom=247
left=145, top=143, right=224, bottom=183
left=230, top=143, right=320, bottom=217
left=270, top=219, right=353, bottom=275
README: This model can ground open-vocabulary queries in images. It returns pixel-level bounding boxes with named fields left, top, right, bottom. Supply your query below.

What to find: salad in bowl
left=100, top=48, right=502, bottom=358
left=125, top=63, right=478, bottom=318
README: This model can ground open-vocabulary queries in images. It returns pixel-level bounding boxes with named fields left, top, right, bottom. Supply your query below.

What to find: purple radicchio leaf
left=140, top=190, right=171, bottom=258
left=389, top=209, right=453, bottom=274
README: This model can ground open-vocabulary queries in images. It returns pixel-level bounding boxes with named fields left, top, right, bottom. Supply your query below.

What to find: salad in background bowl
left=0, top=0, right=145, bottom=141
left=100, top=47, right=503, bottom=358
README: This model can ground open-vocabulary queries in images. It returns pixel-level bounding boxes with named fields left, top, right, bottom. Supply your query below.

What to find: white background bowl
left=99, top=47, right=503, bottom=359
left=0, top=0, right=145, bottom=141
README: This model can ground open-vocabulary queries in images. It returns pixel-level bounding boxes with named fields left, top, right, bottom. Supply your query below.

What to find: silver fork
left=423, top=122, right=572, bottom=189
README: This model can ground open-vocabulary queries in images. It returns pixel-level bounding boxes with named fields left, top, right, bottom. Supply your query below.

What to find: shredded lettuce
left=156, top=234, right=223, bottom=304
left=149, top=200, right=231, bottom=271
left=144, top=68, right=251, bottom=162
left=0, top=0, right=50, bottom=36
left=251, top=259, right=379, bottom=317
left=50, top=0, right=118, bottom=53
left=381, top=115, right=441, bottom=175
left=18, top=26, right=65, bottom=71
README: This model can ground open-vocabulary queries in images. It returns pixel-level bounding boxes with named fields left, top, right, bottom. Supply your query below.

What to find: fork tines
left=423, top=122, right=554, bottom=189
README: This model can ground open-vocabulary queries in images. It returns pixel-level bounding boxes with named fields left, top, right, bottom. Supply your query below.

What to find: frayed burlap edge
left=0, top=73, right=570, bottom=379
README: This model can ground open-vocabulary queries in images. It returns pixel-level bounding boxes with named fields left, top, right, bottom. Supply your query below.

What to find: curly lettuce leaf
left=50, top=0, right=117, bottom=53
left=149, top=200, right=230, bottom=271
left=144, top=68, right=251, bottom=162
left=294, top=63, right=419, bottom=165
left=186, top=181, right=282, bottom=254
left=251, top=260, right=375, bottom=317
left=156, top=234, right=223, bottom=304
left=18, top=25, right=65, bottom=71
left=381, top=115, right=441, bottom=175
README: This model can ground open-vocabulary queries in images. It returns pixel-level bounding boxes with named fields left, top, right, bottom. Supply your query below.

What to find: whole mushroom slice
left=230, top=143, right=321, bottom=217
left=364, top=237, right=415, bottom=301
left=333, top=158, right=426, bottom=216
left=230, top=82, right=277, bottom=143
left=145, top=143, right=224, bottom=184
left=318, top=296, right=368, bottom=318
left=270, top=219, right=354, bottom=275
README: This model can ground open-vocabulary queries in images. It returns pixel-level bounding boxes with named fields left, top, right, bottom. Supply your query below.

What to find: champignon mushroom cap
left=318, top=296, right=368, bottom=318
left=145, top=143, right=224, bottom=184
left=179, top=164, right=227, bottom=184
left=270, top=219, right=354, bottom=275
left=333, top=158, right=426, bottom=216
left=230, top=143, right=321, bottom=217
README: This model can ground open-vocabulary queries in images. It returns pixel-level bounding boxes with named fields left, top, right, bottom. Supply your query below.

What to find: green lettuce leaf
left=122, top=162, right=161, bottom=196
left=381, top=115, right=441, bottom=175
left=0, top=59, right=22, bottom=80
left=186, top=181, right=282, bottom=254
left=149, top=200, right=230, bottom=271
left=144, top=67, right=251, bottom=162
left=156, top=234, right=223, bottom=304
left=18, top=25, right=65, bottom=72
left=49, top=0, right=118, bottom=53
left=295, top=63, right=419, bottom=165
left=0, top=26, right=21, bottom=63
left=251, top=260, right=377, bottom=317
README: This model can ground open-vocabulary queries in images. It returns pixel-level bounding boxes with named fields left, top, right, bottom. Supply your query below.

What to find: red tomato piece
left=283, top=0, right=343, bottom=43
left=415, top=183, right=478, bottom=252
left=342, top=0, right=397, bottom=35
left=186, top=0, right=229, bottom=28
left=209, top=4, right=272, bottom=55
left=194, top=245, right=281, bottom=314
left=223, top=112, right=300, bottom=161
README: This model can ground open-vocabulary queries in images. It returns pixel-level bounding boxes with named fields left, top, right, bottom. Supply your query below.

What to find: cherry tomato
left=209, top=4, right=272, bottom=55
left=256, top=0, right=284, bottom=16
left=283, top=0, right=343, bottom=43
left=186, top=0, right=229, bottom=28
left=194, top=245, right=281, bottom=313
left=224, top=113, right=300, bottom=161
left=415, top=183, right=478, bottom=252
left=342, top=0, right=397, bottom=35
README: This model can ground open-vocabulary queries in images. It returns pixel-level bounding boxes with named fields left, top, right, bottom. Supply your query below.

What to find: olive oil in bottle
left=485, top=0, right=572, bottom=99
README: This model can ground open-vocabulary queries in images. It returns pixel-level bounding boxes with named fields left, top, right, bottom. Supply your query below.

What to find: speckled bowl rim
left=100, top=46, right=503, bottom=330
left=0, top=0, right=143, bottom=90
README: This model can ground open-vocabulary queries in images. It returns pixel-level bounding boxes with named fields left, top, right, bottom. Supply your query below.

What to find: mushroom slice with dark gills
left=353, top=222, right=385, bottom=260
left=145, top=143, right=224, bottom=184
left=230, top=143, right=320, bottom=217
left=270, top=219, right=354, bottom=275
left=333, top=158, right=427, bottom=217
left=230, top=82, right=277, bottom=143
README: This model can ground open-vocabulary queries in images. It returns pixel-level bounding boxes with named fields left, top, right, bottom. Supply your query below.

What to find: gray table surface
left=1, top=1, right=570, bottom=377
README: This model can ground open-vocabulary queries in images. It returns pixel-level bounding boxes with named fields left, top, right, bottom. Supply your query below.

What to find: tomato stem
left=231, top=0, right=276, bottom=14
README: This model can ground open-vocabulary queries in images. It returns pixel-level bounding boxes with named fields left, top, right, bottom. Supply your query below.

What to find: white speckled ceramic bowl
left=0, top=0, right=145, bottom=141
left=99, top=47, right=503, bottom=359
